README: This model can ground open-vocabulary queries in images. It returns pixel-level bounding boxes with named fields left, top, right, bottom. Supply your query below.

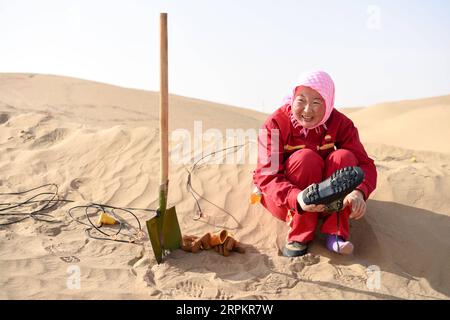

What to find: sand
left=0, top=73, right=449, bottom=300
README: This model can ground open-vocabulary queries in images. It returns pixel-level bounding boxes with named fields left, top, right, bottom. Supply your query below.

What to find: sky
left=1, top=0, right=449, bottom=113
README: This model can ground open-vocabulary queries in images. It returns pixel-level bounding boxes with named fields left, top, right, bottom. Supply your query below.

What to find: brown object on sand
left=181, top=230, right=245, bottom=256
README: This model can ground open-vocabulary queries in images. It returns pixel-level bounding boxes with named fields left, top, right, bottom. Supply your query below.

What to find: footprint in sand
left=216, top=288, right=233, bottom=300
left=174, top=280, right=222, bottom=299
left=240, top=294, right=268, bottom=300
left=37, top=225, right=63, bottom=237
left=301, top=253, right=320, bottom=266
left=0, top=113, right=10, bottom=124
left=288, top=253, right=320, bottom=273
left=20, top=129, right=35, bottom=142
left=31, top=128, right=68, bottom=149
left=70, top=178, right=90, bottom=190
left=175, top=280, right=204, bottom=298
left=44, top=245, right=81, bottom=264
left=59, top=256, right=81, bottom=263
left=333, top=265, right=367, bottom=285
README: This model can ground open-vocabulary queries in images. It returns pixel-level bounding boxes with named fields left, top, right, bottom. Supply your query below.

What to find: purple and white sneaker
left=326, top=235, right=354, bottom=255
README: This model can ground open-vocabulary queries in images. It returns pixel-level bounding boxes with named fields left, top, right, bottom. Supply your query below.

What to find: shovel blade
left=162, top=206, right=182, bottom=250
left=146, top=206, right=182, bottom=264
left=146, top=216, right=163, bottom=264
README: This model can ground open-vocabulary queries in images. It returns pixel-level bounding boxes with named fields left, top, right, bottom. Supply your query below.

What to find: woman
left=253, top=70, right=377, bottom=257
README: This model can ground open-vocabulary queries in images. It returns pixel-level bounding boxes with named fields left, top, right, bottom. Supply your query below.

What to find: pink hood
left=283, top=70, right=335, bottom=136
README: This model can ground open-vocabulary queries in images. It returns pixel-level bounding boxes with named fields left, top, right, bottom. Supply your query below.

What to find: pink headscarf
left=283, top=70, right=335, bottom=137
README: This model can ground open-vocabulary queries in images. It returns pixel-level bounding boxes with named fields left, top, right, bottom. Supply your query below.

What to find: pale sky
left=1, top=0, right=449, bottom=113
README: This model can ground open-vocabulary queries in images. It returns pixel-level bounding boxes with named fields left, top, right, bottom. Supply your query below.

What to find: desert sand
left=0, top=73, right=449, bottom=300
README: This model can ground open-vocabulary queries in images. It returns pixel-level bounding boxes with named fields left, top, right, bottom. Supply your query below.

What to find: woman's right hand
left=297, top=189, right=326, bottom=212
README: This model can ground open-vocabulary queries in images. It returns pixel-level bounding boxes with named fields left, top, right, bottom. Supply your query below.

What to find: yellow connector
left=250, top=187, right=262, bottom=204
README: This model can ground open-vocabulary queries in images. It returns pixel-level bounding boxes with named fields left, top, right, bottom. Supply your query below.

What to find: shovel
left=146, top=13, right=182, bottom=264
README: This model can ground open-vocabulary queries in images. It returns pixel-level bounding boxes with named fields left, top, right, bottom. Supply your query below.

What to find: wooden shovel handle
left=160, top=13, right=169, bottom=186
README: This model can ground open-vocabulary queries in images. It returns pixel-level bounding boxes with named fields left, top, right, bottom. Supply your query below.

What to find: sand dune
left=348, top=96, right=450, bottom=154
left=0, top=73, right=449, bottom=300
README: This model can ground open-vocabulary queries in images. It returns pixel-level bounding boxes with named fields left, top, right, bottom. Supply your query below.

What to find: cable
left=0, top=184, right=64, bottom=226
left=185, top=143, right=248, bottom=229
left=67, top=204, right=147, bottom=244
left=0, top=142, right=253, bottom=238
left=0, top=183, right=154, bottom=244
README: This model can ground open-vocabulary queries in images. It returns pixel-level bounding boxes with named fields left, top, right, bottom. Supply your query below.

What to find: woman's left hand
left=343, top=190, right=366, bottom=220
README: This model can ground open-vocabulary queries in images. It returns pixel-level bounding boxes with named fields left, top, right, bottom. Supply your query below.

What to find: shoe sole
left=302, top=166, right=365, bottom=206
left=282, top=245, right=308, bottom=257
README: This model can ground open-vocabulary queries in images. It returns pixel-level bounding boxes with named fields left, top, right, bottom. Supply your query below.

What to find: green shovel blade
left=162, top=206, right=182, bottom=250
left=146, top=206, right=182, bottom=264
left=146, top=216, right=163, bottom=264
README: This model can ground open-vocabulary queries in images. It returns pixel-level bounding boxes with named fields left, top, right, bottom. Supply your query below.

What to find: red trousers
left=261, top=149, right=358, bottom=243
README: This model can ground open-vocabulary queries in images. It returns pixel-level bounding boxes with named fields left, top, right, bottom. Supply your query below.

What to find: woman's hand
left=297, top=190, right=326, bottom=212
left=344, top=190, right=366, bottom=219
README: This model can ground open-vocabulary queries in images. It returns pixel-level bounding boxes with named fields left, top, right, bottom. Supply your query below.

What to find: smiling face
left=292, top=86, right=326, bottom=129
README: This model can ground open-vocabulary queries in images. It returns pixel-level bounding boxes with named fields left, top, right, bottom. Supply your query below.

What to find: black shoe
left=282, top=241, right=308, bottom=257
left=302, top=166, right=365, bottom=212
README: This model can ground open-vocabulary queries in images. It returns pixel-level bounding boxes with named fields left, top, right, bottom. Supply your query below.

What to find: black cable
left=187, top=143, right=246, bottom=219
left=67, top=202, right=151, bottom=244
left=0, top=142, right=252, bottom=238
left=0, top=183, right=154, bottom=244
left=0, top=184, right=63, bottom=226
left=185, top=143, right=248, bottom=229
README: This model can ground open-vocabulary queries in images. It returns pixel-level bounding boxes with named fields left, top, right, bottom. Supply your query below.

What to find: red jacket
left=253, top=104, right=377, bottom=214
